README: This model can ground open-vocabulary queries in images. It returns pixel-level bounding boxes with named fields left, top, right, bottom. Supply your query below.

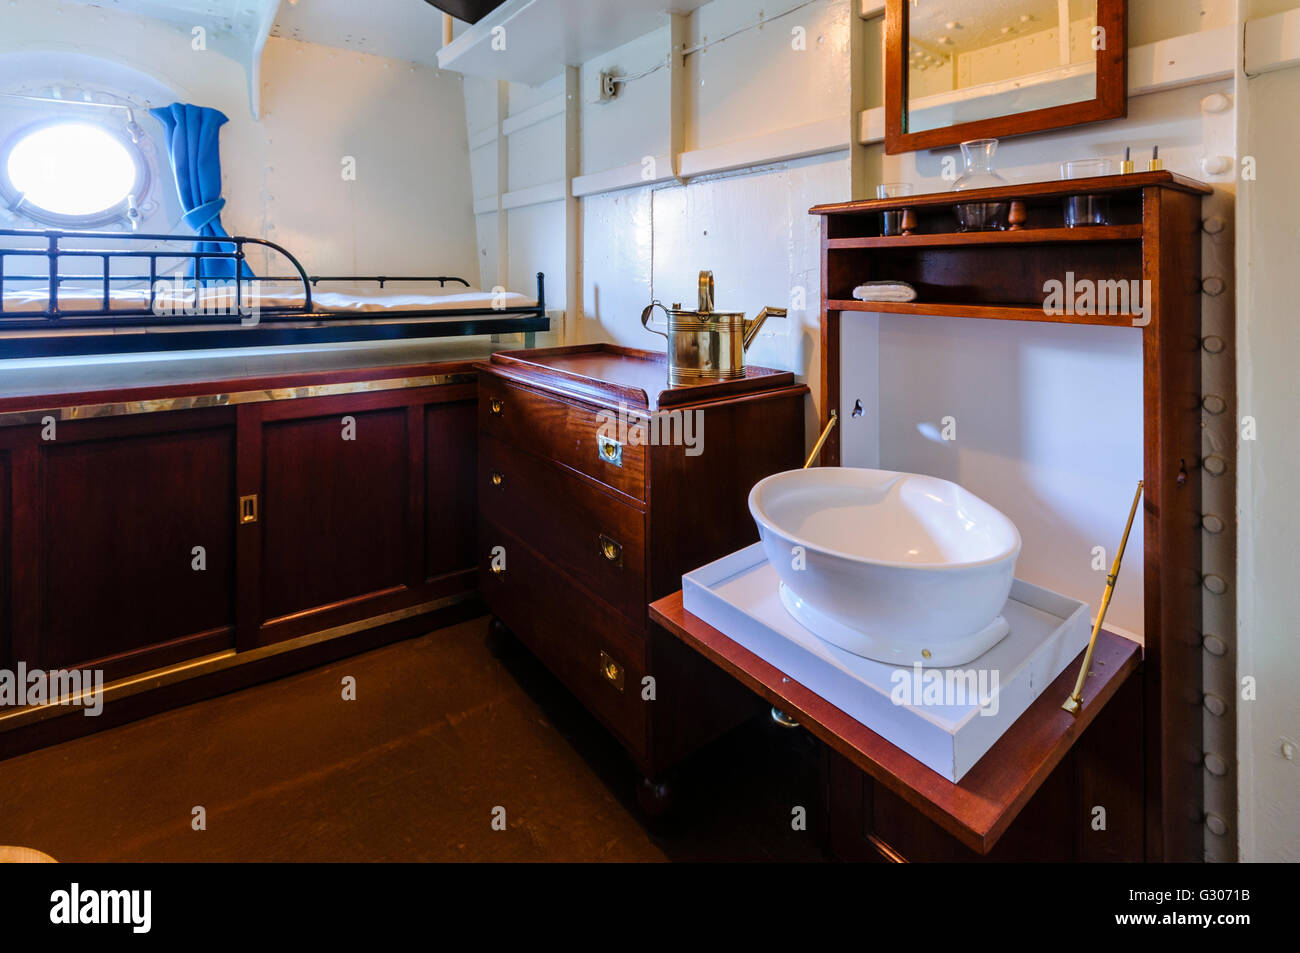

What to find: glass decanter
left=952, top=138, right=1009, bottom=231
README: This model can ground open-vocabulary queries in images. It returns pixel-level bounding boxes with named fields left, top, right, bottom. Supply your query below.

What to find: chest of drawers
left=476, top=344, right=807, bottom=806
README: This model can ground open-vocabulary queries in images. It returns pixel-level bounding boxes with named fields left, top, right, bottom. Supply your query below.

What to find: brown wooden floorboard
left=0, top=617, right=825, bottom=862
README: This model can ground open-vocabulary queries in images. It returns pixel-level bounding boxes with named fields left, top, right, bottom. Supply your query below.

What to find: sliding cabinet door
left=240, top=383, right=478, bottom=648
left=3, top=410, right=238, bottom=682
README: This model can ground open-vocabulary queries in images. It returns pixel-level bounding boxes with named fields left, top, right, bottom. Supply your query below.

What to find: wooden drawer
left=479, top=433, right=647, bottom=628
left=478, top=373, right=646, bottom=502
left=480, top=518, right=648, bottom=760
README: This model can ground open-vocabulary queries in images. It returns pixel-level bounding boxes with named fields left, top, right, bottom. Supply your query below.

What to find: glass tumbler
left=877, top=182, right=914, bottom=236
left=1061, top=158, right=1115, bottom=227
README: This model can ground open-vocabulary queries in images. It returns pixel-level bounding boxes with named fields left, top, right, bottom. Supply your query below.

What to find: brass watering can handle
left=698, top=271, right=714, bottom=313
left=640, top=300, right=669, bottom=340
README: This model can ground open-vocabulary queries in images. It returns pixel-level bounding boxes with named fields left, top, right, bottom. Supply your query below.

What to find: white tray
left=682, top=543, right=1091, bottom=782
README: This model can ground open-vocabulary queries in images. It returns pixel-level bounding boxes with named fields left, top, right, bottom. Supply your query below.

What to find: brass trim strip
left=0, top=372, right=477, bottom=429
left=0, top=592, right=476, bottom=731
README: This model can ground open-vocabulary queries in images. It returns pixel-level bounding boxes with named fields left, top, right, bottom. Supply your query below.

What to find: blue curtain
left=149, top=103, right=253, bottom=281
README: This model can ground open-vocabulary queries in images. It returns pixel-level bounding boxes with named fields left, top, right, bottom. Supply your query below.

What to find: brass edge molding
left=0, top=372, right=477, bottom=429
left=0, top=592, right=475, bottom=731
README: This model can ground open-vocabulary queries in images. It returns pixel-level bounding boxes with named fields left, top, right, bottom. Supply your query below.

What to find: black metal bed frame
left=0, top=227, right=547, bottom=358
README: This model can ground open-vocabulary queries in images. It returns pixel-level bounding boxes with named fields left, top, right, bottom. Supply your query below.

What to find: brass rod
left=803, top=410, right=838, bottom=469
left=1063, top=480, right=1144, bottom=714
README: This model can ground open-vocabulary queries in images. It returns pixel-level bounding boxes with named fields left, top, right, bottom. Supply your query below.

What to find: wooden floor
left=0, top=617, right=827, bottom=862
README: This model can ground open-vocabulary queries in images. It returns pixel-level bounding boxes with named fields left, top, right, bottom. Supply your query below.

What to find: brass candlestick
left=1062, top=480, right=1144, bottom=715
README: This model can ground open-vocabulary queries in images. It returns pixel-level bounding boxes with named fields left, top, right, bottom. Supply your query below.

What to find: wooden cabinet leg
left=636, top=775, right=675, bottom=818
left=486, top=616, right=518, bottom=659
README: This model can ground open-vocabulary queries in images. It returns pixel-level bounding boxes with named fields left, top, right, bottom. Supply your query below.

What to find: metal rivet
left=1202, top=215, right=1226, bottom=234
left=1205, top=813, right=1229, bottom=836
left=1202, top=394, right=1227, bottom=415
left=1203, top=573, right=1228, bottom=595
left=921, top=649, right=931, bottom=659
left=1201, top=513, right=1225, bottom=534
left=1202, top=335, right=1225, bottom=354
left=1201, top=92, right=1232, bottom=113
left=1201, top=155, right=1232, bottom=176
left=1202, top=276, right=1226, bottom=296
left=1203, top=753, right=1229, bottom=777
left=1203, top=454, right=1228, bottom=476
left=1202, top=634, right=1228, bottom=657
left=1203, top=693, right=1227, bottom=716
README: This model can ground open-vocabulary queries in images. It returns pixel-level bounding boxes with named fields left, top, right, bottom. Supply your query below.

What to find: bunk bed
left=0, top=227, right=548, bottom=358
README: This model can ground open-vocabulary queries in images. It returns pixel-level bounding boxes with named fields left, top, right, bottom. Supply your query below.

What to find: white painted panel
left=501, top=92, right=565, bottom=135
left=877, top=317, right=1145, bottom=640
left=256, top=38, right=477, bottom=279
left=474, top=211, right=501, bottom=290
left=508, top=73, right=565, bottom=113
left=508, top=200, right=567, bottom=310
left=685, top=0, right=852, bottom=151
left=470, top=140, right=499, bottom=202
left=873, top=81, right=1238, bottom=194
left=579, top=186, right=655, bottom=345
left=1244, top=6, right=1300, bottom=75
left=580, top=26, right=673, bottom=175
left=838, top=311, right=879, bottom=468
left=1236, top=12, right=1300, bottom=863
left=507, top=111, right=565, bottom=190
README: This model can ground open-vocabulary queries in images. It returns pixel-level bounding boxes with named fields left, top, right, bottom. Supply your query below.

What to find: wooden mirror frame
left=884, top=0, right=1127, bottom=155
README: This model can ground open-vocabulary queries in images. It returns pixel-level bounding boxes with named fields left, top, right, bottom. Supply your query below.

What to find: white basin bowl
left=748, top=467, right=1021, bottom=667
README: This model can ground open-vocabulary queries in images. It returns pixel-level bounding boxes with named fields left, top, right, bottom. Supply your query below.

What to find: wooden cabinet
left=476, top=345, right=808, bottom=799
left=0, top=361, right=482, bottom=751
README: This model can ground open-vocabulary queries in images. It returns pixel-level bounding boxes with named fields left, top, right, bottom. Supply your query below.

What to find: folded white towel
left=852, top=280, right=917, bottom=303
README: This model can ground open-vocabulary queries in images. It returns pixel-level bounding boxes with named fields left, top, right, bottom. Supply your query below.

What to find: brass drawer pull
left=596, top=434, right=623, bottom=467
left=490, top=563, right=506, bottom=577
left=598, top=534, right=623, bottom=565
left=490, top=470, right=504, bottom=487
left=599, top=650, right=625, bottom=693
left=489, top=398, right=504, bottom=416
left=238, top=494, right=258, bottom=524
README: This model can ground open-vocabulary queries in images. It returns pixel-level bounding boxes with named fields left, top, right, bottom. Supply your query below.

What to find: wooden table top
left=649, top=590, right=1141, bottom=854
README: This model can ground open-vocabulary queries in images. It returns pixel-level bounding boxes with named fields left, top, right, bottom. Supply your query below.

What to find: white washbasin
left=748, top=467, right=1021, bottom=666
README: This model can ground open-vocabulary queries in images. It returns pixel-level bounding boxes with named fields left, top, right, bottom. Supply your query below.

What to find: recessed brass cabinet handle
left=489, top=398, right=504, bottom=415
left=599, top=650, right=625, bottom=693
left=599, top=534, right=622, bottom=565
left=596, top=434, right=623, bottom=467
left=490, top=471, right=504, bottom=487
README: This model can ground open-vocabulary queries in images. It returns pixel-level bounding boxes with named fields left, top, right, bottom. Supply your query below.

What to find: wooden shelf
left=825, top=225, right=1142, bottom=249
left=650, top=590, right=1141, bottom=854
left=827, top=300, right=1142, bottom=327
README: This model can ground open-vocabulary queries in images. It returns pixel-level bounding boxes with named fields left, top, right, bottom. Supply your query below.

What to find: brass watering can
left=641, top=270, right=786, bottom=386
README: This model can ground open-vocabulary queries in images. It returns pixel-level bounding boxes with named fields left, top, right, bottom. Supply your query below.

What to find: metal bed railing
left=0, top=227, right=547, bottom=357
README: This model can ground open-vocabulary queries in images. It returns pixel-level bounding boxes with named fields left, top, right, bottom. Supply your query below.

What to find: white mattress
left=0, top=282, right=538, bottom=316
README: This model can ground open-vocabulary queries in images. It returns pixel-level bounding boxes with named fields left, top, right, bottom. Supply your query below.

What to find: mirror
left=885, top=0, right=1126, bottom=154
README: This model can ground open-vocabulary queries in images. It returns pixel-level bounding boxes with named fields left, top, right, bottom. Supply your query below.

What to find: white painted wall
left=1234, top=0, right=1300, bottom=864
left=0, top=0, right=479, bottom=284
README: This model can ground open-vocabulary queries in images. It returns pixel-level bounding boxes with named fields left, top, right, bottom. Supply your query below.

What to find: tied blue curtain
left=148, top=103, right=253, bottom=281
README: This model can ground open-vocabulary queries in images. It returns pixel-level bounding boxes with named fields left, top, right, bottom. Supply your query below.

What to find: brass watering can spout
left=744, top=306, right=786, bottom=350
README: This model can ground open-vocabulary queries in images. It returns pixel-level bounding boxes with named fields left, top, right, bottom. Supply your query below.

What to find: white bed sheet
left=0, top=282, right=538, bottom=316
